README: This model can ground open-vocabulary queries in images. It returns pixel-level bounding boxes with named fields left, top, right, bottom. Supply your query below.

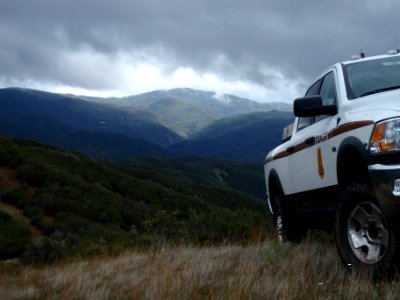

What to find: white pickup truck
left=264, top=52, right=400, bottom=278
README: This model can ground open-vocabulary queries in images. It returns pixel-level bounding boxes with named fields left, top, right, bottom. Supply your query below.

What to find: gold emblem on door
left=317, top=147, right=325, bottom=179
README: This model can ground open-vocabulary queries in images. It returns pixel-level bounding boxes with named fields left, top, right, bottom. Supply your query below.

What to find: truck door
left=288, top=70, right=339, bottom=195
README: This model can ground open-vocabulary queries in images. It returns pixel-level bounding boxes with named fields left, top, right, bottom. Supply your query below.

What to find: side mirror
left=293, top=96, right=337, bottom=117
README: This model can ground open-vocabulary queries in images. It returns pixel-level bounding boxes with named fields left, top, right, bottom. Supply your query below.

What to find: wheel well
left=268, top=172, right=282, bottom=213
left=337, top=147, right=370, bottom=191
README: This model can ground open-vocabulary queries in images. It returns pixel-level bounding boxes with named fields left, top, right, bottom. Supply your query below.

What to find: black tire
left=335, top=183, right=399, bottom=279
left=272, top=190, right=305, bottom=243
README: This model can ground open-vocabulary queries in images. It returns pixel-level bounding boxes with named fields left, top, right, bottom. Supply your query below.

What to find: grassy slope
left=1, top=237, right=397, bottom=299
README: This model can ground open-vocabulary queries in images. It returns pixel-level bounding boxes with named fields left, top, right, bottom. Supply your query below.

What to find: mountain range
left=0, top=87, right=293, bottom=162
left=82, top=88, right=291, bottom=137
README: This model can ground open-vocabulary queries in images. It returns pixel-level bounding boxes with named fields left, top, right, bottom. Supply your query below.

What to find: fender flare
left=337, top=136, right=371, bottom=163
left=267, top=169, right=285, bottom=214
left=337, top=136, right=371, bottom=188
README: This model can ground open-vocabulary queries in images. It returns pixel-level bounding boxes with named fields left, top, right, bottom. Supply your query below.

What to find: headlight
left=370, top=117, right=400, bottom=154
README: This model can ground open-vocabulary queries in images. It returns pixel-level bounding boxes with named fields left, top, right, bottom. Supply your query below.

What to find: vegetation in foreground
left=1, top=237, right=399, bottom=299
left=0, top=135, right=268, bottom=262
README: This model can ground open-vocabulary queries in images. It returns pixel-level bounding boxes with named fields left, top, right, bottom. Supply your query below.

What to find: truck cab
left=264, top=52, right=400, bottom=278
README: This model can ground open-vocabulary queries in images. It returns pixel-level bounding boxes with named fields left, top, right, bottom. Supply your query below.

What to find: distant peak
left=212, top=92, right=232, bottom=104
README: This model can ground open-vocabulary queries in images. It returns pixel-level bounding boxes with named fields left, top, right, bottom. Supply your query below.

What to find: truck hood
left=349, top=89, right=400, bottom=121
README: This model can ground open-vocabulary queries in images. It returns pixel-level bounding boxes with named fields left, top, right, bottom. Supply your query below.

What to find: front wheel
left=335, top=184, right=398, bottom=279
left=272, top=191, right=305, bottom=243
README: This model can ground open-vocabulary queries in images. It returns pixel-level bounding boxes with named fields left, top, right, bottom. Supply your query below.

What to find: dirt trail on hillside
left=0, top=201, right=42, bottom=237
left=0, top=166, right=42, bottom=237
left=0, top=167, right=19, bottom=189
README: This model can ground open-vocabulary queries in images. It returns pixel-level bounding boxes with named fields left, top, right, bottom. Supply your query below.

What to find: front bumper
left=368, top=164, right=400, bottom=220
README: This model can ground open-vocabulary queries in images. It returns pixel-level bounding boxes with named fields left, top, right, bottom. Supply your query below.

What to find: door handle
left=304, top=136, right=316, bottom=145
left=286, top=146, right=295, bottom=153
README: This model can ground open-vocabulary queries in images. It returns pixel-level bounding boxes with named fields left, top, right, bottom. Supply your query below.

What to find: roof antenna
left=360, top=48, right=365, bottom=58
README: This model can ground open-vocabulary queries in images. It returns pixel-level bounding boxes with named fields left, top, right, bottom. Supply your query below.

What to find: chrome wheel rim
left=347, top=202, right=389, bottom=264
left=276, top=214, right=283, bottom=242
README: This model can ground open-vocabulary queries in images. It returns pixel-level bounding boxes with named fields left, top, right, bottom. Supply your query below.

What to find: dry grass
left=1, top=239, right=400, bottom=299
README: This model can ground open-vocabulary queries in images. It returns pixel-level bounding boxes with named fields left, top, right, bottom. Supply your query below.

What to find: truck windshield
left=343, top=56, right=400, bottom=100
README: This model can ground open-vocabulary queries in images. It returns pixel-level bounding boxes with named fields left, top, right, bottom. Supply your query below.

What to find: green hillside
left=61, top=131, right=172, bottom=160
left=117, top=156, right=265, bottom=199
left=123, top=94, right=219, bottom=137
left=0, top=136, right=268, bottom=262
left=170, top=111, right=293, bottom=162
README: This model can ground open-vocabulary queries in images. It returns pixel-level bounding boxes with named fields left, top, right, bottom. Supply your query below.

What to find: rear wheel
left=335, top=184, right=398, bottom=279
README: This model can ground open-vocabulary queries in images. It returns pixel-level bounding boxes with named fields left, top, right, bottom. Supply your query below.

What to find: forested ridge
left=0, top=136, right=269, bottom=262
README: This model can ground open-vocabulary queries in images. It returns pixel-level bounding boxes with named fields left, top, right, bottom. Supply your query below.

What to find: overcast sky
left=0, top=0, right=399, bottom=102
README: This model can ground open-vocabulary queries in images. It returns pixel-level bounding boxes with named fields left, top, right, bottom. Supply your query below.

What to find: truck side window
left=297, top=116, right=314, bottom=129
left=316, top=72, right=337, bottom=122
left=297, top=79, right=322, bottom=130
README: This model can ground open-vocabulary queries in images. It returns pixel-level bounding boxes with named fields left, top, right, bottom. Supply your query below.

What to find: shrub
left=0, top=210, right=11, bottom=224
left=35, top=185, right=73, bottom=214
left=21, top=237, right=58, bottom=264
left=0, top=216, right=31, bottom=259
left=142, top=209, right=187, bottom=240
left=55, top=214, right=90, bottom=234
left=1, top=186, right=29, bottom=208
left=30, top=215, right=55, bottom=235
left=17, top=162, right=56, bottom=187
left=23, top=205, right=43, bottom=218
left=0, top=149, right=12, bottom=166
left=21, top=233, right=84, bottom=264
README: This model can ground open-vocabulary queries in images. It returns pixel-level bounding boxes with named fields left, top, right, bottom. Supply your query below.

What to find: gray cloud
left=0, top=0, right=400, bottom=100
